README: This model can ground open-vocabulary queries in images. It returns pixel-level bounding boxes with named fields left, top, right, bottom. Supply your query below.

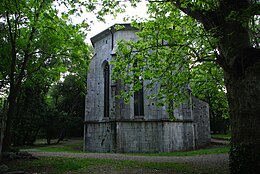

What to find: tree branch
left=15, top=0, right=46, bottom=88
left=250, top=3, right=260, bottom=15
left=170, top=0, right=216, bottom=30
left=6, top=10, right=16, bottom=94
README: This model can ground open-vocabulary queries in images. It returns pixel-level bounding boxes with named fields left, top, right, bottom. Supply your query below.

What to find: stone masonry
left=84, top=24, right=211, bottom=153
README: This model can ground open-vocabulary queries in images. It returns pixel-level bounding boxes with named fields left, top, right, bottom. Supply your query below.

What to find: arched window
left=103, top=61, right=109, bottom=118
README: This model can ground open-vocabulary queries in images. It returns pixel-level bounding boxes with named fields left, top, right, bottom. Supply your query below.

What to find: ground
left=3, top=137, right=230, bottom=174
left=30, top=152, right=229, bottom=174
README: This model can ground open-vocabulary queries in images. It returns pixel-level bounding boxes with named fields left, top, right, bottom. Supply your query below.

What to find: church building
left=84, top=24, right=211, bottom=153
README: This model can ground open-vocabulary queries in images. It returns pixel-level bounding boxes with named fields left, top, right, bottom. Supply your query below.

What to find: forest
left=0, top=1, right=259, bottom=174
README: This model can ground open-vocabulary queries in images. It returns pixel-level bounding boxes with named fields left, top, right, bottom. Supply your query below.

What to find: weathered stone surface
left=84, top=24, right=211, bottom=153
left=192, top=96, right=211, bottom=148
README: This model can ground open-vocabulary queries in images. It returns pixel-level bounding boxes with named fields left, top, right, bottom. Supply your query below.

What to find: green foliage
left=90, top=1, right=259, bottom=174
left=47, top=74, right=86, bottom=140
left=249, top=15, right=260, bottom=47
left=12, top=72, right=87, bottom=146
left=190, top=61, right=230, bottom=133
left=112, top=2, right=225, bottom=119
left=0, top=0, right=92, bottom=150
left=0, top=0, right=92, bottom=96
left=12, top=80, right=48, bottom=146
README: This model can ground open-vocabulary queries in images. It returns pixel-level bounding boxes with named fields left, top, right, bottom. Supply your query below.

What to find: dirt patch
left=24, top=166, right=54, bottom=174
left=72, top=164, right=185, bottom=174
left=3, top=159, right=54, bottom=174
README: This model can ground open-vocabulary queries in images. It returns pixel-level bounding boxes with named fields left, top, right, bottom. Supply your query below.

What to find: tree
left=190, top=62, right=229, bottom=133
left=12, top=65, right=60, bottom=146
left=110, top=0, right=260, bottom=173
left=49, top=74, right=86, bottom=143
left=0, top=0, right=91, bottom=152
left=12, top=80, right=47, bottom=146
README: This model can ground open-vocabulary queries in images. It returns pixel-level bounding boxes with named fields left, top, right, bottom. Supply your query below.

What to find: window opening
left=133, top=62, right=144, bottom=116
left=104, top=61, right=109, bottom=118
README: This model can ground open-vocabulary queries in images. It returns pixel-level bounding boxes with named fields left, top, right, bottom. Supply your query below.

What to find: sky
left=83, top=1, right=148, bottom=43
left=55, top=1, right=148, bottom=44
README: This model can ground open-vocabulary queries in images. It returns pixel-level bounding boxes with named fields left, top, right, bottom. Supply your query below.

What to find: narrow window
left=104, top=61, right=109, bottom=118
left=134, top=80, right=144, bottom=116
left=133, top=61, right=144, bottom=116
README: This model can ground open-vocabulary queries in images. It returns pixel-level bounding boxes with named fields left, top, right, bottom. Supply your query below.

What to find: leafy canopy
left=112, top=2, right=224, bottom=115
left=0, top=0, right=92, bottom=96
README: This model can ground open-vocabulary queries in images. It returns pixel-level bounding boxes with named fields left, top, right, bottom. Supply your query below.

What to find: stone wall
left=84, top=120, right=195, bottom=153
left=85, top=26, right=139, bottom=122
left=84, top=24, right=210, bottom=153
left=192, top=96, right=211, bottom=148
left=116, top=121, right=195, bottom=153
left=84, top=122, right=115, bottom=152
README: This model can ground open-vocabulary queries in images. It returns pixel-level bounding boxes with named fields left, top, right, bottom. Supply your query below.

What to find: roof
left=90, top=23, right=138, bottom=46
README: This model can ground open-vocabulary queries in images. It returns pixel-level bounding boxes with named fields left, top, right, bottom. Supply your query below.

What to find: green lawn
left=5, top=156, right=226, bottom=174
left=211, top=133, right=231, bottom=140
left=20, top=138, right=84, bottom=153
left=21, top=138, right=229, bottom=156
left=36, top=140, right=83, bottom=153
left=131, top=146, right=229, bottom=156
left=10, top=138, right=230, bottom=174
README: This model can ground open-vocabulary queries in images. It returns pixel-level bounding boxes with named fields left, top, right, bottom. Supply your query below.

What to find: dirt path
left=31, top=151, right=227, bottom=163
left=24, top=139, right=230, bottom=173
left=31, top=151, right=229, bottom=173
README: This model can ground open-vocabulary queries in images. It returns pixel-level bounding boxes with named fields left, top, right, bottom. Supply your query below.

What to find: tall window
left=103, top=61, right=109, bottom=118
left=133, top=60, right=144, bottom=116
left=134, top=81, right=144, bottom=116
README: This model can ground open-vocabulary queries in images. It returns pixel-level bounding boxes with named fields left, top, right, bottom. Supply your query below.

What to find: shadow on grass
left=19, top=138, right=84, bottom=153
left=5, top=156, right=223, bottom=174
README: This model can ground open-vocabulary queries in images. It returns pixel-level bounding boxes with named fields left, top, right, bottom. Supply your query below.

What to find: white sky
left=83, top=1, right=148, bottom=43
left=55, top=1, right=148, bottom=44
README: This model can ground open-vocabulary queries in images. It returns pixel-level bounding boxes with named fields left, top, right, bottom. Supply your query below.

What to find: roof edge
left=90, top=23, right=138, bottom=46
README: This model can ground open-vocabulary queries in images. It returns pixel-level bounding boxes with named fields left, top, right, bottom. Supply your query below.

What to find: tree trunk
left=213, top=2, right=260, bottom=171
left=2, top=90, right=18, bottom=152
left=224, top=58, right=260, bottom=174
left=29, top=126, right=41, bottom=145
left=56, top=128, right=66, bottom=144
left=220, top=22, right=260, bottom=171
left=0, top=100, right=8, bottom=160
left=172, top=9, right=259, bottom=174
left=47, top=137, right=51, bottom=145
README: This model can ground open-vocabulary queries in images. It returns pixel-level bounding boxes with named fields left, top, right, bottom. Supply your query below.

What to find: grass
left=211, top=133, right=231, bottom=140
left=128, top=146, right=229, bottom=156
left=5, top=156, right=194, bottom=174
left=21, top=138, right=229, bottom=156
left=10, top=138, right=230, bottom=174
left=36, top=141, right=83, bottom=153
left=20, top=138, right=84, bottom=153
